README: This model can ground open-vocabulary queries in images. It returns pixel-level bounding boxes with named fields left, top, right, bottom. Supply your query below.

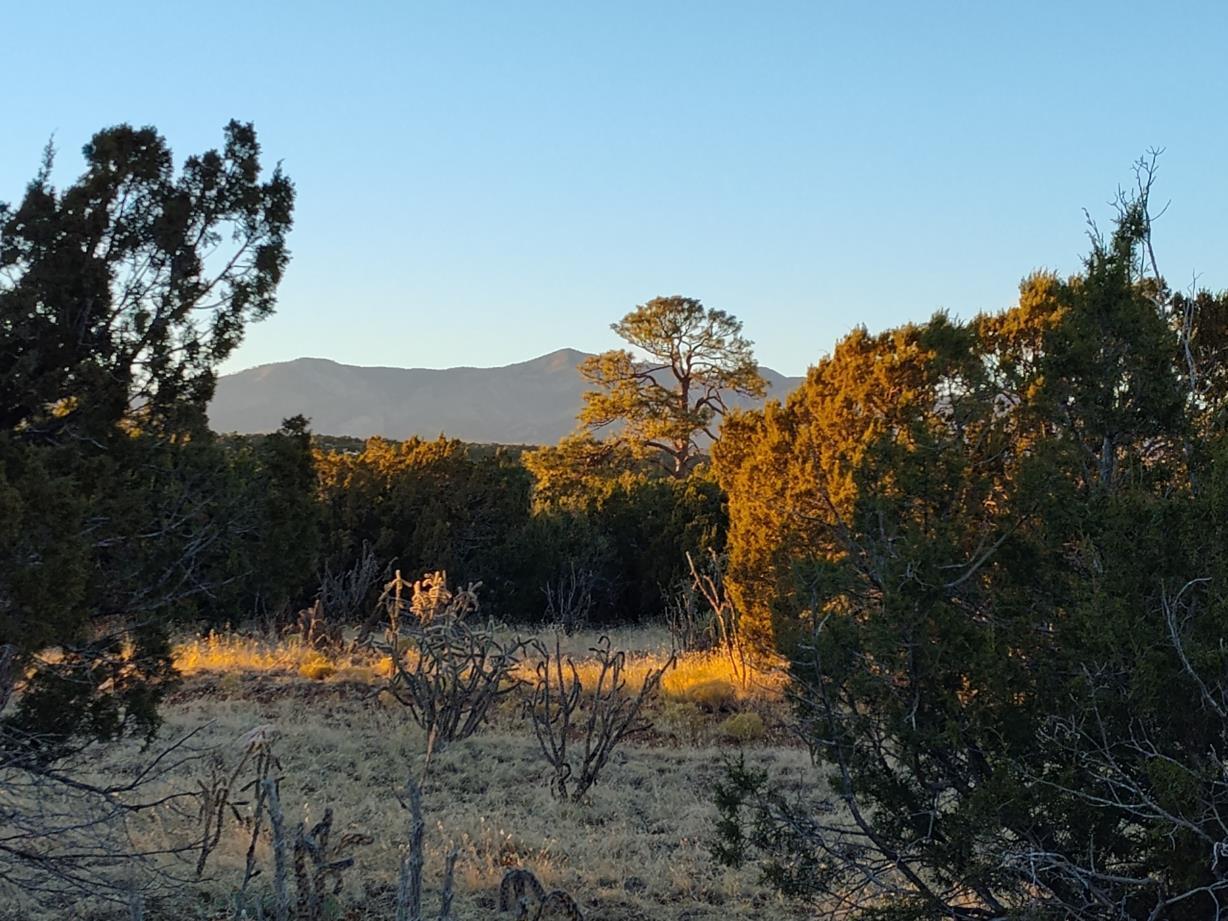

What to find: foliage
left=578, top=296, right=766, bottom=478
left=297, top=541, right=383, bottom=647
left=543, top=561, right=596, bottom=637
left=0, top=120, right=294, bottom=752
left=221, top=417, right=321, bottom=621
left=716, top=711, right=764, bottom=743
left=451, top=451, right=730, bottom=625
left=597, top=474, right=727, bottom=622
left=0, top=120, right=292, bottom=441
left=309, top=386, right=734, bottom=630
left=0, top=437, right=88, bottom=656
left=713, top=179, right=1228, bottom=918
left=521, top=433, right=645, bottom=510
left=316, top=436, right=531, bottom=616
left=710, top=754, right=768, bottom=870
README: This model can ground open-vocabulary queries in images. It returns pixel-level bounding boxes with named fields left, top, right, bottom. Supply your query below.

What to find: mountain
left=208, top=348, right=804, bottom=445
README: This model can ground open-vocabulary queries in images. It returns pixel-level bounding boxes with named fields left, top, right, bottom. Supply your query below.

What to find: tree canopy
left=713, top=187, right=1228, bottom=917
left=1, top=121, right=293, bottom=441
left=0, top=121, right=294, bottom=750
left=578, top=296, right=766, bottom=477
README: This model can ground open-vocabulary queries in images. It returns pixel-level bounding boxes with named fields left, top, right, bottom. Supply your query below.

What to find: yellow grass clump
left=662, top=650, right=787, bottom=705
left=668, top=677, right=737, bottom=711
left=174, top=631, right=359, bottom=678
left=718, top=711, right=766, bottom=742
left=175, top=631, right=307, bottom=674
left=298, top=650, right=337, bottom=680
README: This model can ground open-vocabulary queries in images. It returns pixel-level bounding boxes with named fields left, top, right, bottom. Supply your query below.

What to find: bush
left=371, top=574, right=529, bottom=753
left=315, top=437, right=532, bottom=617
left=712, top=192, right=1228, bottom=918
left=666, top=678, right=736, bottom=712
left=297, top=652, right=336, bottom=681
left=527, top=635, right=673, bottom=799
left=717, top=712, right=765, bottom=743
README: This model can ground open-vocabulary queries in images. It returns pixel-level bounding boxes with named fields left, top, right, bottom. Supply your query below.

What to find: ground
left=6, top=627, right=822, bottom=920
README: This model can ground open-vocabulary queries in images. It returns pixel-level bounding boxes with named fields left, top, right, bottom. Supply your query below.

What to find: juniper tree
left=713, top=177, right=1228, bottom=919
left=0, top=121, right=294, bottom=750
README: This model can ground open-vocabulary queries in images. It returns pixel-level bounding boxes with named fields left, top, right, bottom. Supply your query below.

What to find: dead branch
left=527, top=635, right=673, bottom=800
left=543, top=562, right=595, bottom=637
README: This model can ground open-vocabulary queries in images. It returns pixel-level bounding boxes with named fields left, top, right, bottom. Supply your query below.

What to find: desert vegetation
left=1, top=618, right=796, bottom=920
left=4, top=119, right=1228, bottom=921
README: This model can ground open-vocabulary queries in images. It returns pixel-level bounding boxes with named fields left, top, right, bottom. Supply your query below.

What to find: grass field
left=6, top=627, right=820, bottom=921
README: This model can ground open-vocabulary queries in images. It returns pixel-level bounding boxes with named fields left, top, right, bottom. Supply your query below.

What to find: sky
left=4, top=1, right=1226, bottom=377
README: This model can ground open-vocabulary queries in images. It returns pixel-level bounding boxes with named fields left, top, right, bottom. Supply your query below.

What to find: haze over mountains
left=209, top=348, right=804, bottom=444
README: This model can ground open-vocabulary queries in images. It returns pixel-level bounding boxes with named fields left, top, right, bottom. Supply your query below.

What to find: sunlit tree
left=713, top=183, right=1228, bottom=918
left=579, top=296, right=766, bottom=478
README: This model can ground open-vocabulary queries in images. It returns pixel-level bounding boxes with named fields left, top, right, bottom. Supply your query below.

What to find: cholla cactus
left=395, top=778, right=458, bottom=921
left=291, top=807, right=373, bottom=921
left=411, top=570, right=481, bottom=623
left=380, top=570, right=482, bottom=628
left=372, top=574, right=527, bottom=757
left=527, top=635, right=673, bottom=800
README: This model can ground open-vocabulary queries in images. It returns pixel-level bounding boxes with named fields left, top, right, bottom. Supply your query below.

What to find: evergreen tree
left=0, top=121, right=293, bottom=750
left=579, top=296, right=766, bottom=477
left=714, top=193, right=1228, bottom=918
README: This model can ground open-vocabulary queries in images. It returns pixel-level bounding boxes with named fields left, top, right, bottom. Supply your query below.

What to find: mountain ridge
left=209, top=349, right=804, bottom=445
left=237, top=347, right=596, bottom=376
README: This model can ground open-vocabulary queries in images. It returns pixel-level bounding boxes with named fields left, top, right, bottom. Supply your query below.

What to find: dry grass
left=9, top=627, right=812, bottom=920
left=174, top=630, right=368, bottom=676
left=176, top=627, right=787, bottom=698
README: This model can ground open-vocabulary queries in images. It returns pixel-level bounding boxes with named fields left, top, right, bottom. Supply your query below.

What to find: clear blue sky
left=5, top=1, right=1226, bottom=377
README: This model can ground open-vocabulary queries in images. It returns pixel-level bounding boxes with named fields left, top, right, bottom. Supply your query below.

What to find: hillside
left=208, top=348, right=803, bottom=443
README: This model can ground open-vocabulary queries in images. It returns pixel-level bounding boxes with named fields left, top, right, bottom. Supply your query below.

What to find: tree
left=714, top=186, right=1228, bottom=918
left=520, top=434, right=729, bottom=624
left=1, top=121, right=292, bottom=440
left=216, top=416, right=321, bottom=622
left=521, top=432, right=644, bottom=510
left=579, top=296, right=766, bottom=478
left=0, top=121, right=293, bottom=751
left=315, top=436, right=532, bottom=614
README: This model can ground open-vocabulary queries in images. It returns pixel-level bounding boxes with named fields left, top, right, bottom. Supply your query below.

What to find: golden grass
left=174, top=630, right=324, bottom=675
left=174, top=628, right=789, bottom=705
left=7, top=627, right=811, bottom=920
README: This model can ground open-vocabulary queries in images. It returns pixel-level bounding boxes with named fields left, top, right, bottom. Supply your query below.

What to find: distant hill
left=209, top=348, right=804, bottom=445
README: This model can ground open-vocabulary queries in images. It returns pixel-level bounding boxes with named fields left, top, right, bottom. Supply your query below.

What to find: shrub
left=711, top=186, right=1228, bottom=917
left=315, top=437, right=532, bottom=616
left=718, top=712, right=765, bottom=743
left=371, top=573, right=528, bottom=756
left=657, top=699, right=707, bottom=744
left=666, top=678, right=736, bottom=712
left=527, top=635, right=674, bottom=800
left=298, top=652, right=336, bottom=681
